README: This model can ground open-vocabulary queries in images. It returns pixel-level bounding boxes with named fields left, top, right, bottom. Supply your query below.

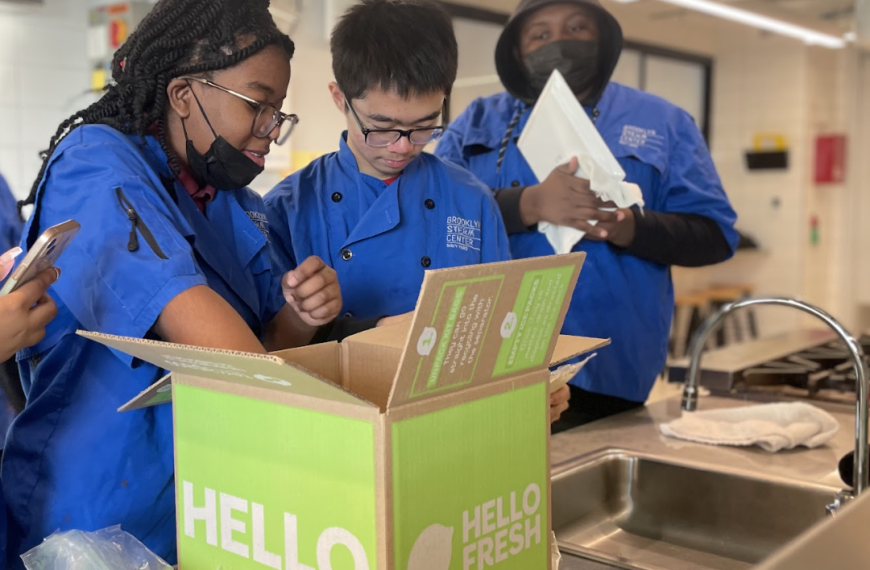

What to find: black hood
left=496, top=0, right=624, bottom=106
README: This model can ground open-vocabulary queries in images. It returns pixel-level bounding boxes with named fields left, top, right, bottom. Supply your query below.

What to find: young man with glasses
left=265, top=0, right=572, bottom=422
left=265, top=0, right=512, bottom=337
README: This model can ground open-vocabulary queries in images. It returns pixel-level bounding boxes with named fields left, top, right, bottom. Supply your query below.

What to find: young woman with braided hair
left=3, top=0, right=344, bottom=565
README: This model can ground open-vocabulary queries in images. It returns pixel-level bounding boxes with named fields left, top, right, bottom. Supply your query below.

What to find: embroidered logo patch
left=446, top=216, right=481, bottom=252
left=247, top=211, right=270, bottom=238
left=619, top=125, right=665, bottom=149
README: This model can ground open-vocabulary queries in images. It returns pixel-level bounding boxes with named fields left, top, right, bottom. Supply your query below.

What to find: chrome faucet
left=680, top=297, right=869, bottom=496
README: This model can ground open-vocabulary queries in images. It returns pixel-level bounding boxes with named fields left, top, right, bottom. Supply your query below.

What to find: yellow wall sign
left=90, top=68, right=108, bottom=91
left=752, top=133, right=788, bottom=152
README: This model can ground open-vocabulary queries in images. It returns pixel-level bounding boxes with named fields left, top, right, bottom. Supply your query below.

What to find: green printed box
left=81, top=253, right=608, bottom=570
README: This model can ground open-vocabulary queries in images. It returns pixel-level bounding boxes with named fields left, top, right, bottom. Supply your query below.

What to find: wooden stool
left=706, top=284, right=758, bottom=346
left=670, top=285, right=759, bottom=359
left=671, top=292, right=713, bottom=358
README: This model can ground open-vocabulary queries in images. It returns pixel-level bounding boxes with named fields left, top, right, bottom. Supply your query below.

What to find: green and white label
left=392, top=383, right=549, bottom=569
left=493, top=266, right=575, bottom=377
left=174, top=385, right=378, bottom=569
left=410, top=275, right=505, bottom=398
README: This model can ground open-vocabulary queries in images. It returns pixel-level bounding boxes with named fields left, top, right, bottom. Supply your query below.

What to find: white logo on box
left=161, top=356, right=292, bottom=389
left=253, top=374, right=292, bottom=388
left=408, top=524, right=454, bottom=570
left=500, top=313, right=518, bottom=339
left=417, top=327, right=438, bottom=356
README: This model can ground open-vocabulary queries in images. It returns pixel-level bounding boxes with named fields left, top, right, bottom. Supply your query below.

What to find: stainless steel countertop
left=668, top=329, right=837, bottom=374
left=754, top=488, right=870, bottom=570
left=559, top=554, right=619, bottom=570
left=550, top=394, right=855, bottom=491
left=666, top=329, right=838, bottom=387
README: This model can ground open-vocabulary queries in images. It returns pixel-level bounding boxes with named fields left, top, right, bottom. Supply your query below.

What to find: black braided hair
left=20, top=0, right=294, bottom=245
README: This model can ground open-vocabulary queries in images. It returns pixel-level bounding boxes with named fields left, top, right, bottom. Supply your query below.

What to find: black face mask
left=524, top=39, right=599, bottom=100
left=183, top=89, right=264, bottom=191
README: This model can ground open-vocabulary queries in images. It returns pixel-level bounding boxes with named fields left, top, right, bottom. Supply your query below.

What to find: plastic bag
left=551, top=531, right=562, bottom=570
left=21, top=526, right=172, bottom=570
left=549, top=353, right=598, bottom=394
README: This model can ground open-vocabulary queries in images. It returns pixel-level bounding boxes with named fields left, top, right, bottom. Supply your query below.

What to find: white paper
left=549, top=352, right=598, bottom=393
left=517, top=70, right=644, bottom=254
left=551, top=532, right=562, bottom=570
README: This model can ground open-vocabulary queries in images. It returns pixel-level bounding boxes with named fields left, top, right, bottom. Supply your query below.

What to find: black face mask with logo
left=524, top=39, right=600, bottom=100
left=183, top=89, right=264, bottom=191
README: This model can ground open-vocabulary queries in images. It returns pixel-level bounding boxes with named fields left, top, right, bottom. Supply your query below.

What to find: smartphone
left=0, top=220, right=80, bottom=296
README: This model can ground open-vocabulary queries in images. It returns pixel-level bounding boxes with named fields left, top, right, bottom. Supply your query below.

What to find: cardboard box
left=81, top=253, right=608, bottom=570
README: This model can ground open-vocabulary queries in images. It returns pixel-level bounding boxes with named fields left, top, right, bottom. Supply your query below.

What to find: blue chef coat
left=0, top=174, right=23, bottom=254
left=2, top=125, right=286, bottom=568
left=0, top=174, right=25, bottom=443
left=265, top=133, right=511, bottom=320
left=0, top=173, right=22, bottom=568
left=436, top=84, right=739, bottom=403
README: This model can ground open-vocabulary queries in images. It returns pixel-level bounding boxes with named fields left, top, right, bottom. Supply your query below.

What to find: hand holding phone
left=0, top=247, right=22, bottom=281
left=0, top=220, right=79, bottom=296
left=0, top=267, right=59, bottom=361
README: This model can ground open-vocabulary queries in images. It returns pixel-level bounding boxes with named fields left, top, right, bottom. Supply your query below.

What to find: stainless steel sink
left=552, top=450, right=841, bottom=570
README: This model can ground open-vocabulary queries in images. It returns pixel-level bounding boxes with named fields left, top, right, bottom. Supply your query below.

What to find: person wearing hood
left=436, top=0, right=738, bottom=431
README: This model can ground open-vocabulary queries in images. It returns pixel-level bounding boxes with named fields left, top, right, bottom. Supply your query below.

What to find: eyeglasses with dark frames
left=345, top=97, right=446, bottom=148
left=181, top=76, right=299, bottom=146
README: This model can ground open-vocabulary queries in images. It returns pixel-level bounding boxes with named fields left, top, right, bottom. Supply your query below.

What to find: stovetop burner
left=732, top=335, right=870, bottom=404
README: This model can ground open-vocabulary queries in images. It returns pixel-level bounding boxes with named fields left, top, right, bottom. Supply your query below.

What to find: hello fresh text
left=181, top=481, right=369, bottom=570
left=461, top=483, right=542, bottom=569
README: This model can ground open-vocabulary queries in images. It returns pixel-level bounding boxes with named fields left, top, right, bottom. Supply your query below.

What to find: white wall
left=0, top=0, right=91, bottom=202
left=853, top=52, right=870, bottom=328
left=247, top=0, right=359, bottom=194
left=285, top=0, right=347, bottom=157
left=705, top=37, right=812, bottom=336
left=450, top=17, right=503, bottom=120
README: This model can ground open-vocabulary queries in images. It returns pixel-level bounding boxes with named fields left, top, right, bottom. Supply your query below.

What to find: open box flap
left=120, top=373, right=173, bottom=411
left=78, top=332, right=376, bottom=409
left=551, top=336, right=611, bottom=367
left=386, top=253, right=587, bottom=409
left=271, top=342, right=343, bottom=388
left=342, top=319, right=412, bottom=349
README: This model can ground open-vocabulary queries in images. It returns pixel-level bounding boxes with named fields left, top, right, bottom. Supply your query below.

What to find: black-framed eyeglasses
left=345, top=97, right=446, bottom=148
left=180, top=76, right=300, bottom=146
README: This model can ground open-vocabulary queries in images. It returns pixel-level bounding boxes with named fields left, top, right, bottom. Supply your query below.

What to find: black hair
left=331, top=0, right=458, bottom=100
left=20, top=0, right=294, bottom=241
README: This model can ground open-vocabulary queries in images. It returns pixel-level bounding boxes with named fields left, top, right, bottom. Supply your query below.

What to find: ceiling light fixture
left=639, top=0, right=847, bottom=48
